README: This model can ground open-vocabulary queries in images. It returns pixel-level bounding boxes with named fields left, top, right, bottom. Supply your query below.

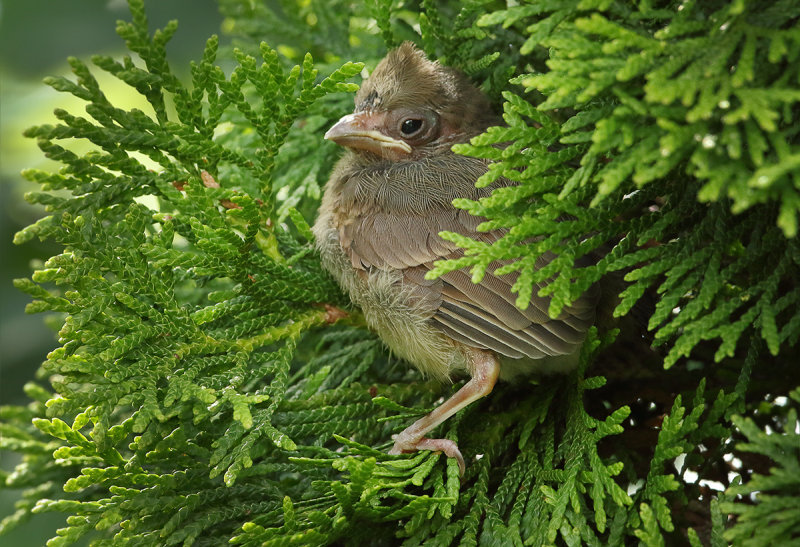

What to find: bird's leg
left=389, top=350, right=500, bottom=474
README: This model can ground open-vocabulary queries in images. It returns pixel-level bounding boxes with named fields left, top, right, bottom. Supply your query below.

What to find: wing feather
left=336, top=155, right=598, bottom=361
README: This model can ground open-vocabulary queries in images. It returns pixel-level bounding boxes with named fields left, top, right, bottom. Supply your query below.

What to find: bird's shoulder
left=323, top=150, right=506, bottom=272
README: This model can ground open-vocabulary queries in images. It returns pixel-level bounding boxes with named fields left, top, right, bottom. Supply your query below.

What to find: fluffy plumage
left=313, top=43, right=599, bottom=472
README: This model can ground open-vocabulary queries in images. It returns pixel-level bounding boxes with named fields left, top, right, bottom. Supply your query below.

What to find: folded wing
left=337, top=157, right=598, bottom=360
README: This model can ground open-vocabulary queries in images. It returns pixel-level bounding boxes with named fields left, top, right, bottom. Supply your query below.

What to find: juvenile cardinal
left=313, top=42, right=598, bottom=473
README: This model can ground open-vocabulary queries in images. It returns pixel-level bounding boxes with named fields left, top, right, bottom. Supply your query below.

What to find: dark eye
left=400, top=118, right=424, bottom=136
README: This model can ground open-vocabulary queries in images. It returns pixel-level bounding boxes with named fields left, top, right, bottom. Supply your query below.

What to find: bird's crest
left=354, top=42, right=495, bottom=131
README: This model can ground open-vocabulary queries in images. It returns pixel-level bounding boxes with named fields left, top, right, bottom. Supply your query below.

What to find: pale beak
left=324, top=112, right=412, bottom=159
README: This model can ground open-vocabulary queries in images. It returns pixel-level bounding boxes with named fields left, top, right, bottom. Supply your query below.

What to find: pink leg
left=389, top=350, right=500, bottom=474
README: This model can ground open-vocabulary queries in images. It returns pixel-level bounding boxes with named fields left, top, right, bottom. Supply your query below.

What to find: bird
left=312, top=42, right=599, bottom=473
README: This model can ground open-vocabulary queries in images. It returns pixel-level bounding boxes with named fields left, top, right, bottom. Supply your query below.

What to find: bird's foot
left=389, top=432, right=465, bottom=475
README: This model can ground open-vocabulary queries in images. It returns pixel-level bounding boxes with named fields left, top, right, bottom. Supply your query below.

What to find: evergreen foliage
left=2, top=0, right=799, bottom=544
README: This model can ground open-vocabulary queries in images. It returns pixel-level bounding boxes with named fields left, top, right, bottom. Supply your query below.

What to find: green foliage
left=719, top=388, right=800, bottom=545
left=2, top=0, right=800, bottom=545
left=439, top=2, right=800, bottom=370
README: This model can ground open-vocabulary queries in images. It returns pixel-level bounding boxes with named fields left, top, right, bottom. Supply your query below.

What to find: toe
left=389, top=436, right=465, bottom=475
left=414, top=438, right=465, bottom=475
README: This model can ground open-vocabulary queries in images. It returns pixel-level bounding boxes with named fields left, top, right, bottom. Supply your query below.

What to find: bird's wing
left=337, top=160, right=598, bottom=359
left=433, top=258, right=597, bottom=359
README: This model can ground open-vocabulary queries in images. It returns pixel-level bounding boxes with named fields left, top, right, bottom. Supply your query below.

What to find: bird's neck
left=325, top=150, right=495, bottom=217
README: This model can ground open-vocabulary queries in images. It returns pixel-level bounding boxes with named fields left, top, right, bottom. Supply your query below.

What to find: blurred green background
left=1, top=1, right=223, bottom=543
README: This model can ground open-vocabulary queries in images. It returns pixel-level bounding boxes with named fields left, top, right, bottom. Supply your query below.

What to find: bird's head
left=325, top=42, right=497, bottom=161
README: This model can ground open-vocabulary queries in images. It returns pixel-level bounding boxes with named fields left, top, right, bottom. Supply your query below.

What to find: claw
left=389, top=433, right=466, bottom=475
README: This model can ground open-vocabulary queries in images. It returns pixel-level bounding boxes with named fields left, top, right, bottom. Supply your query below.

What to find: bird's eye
left=400, top=118, right=424, bottom=136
